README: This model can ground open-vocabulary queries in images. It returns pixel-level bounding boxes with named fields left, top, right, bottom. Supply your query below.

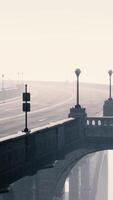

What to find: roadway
left=0, top=81, right=107, bottom=138
left=0, top=82, right=75, bottom=137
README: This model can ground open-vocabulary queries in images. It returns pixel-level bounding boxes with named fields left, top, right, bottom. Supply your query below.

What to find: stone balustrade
left=86, top=117, right=113, bottom=126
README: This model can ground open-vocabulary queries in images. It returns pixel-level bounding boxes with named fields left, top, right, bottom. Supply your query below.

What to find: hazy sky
left=0, top=0, right=113, bottom=83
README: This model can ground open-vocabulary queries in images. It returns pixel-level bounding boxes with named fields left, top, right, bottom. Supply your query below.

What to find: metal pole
left=77, top=76, right=79, bottom=105
left=25, top=112, right=28, bottom=132
left=75, top=68, right=81, bottom=106
left=108, top=70, right=112, bottom=99
left=24, top=84, right=28, bottom=132
left=109, top=75, right=111, bottom=99
left=22, top=73, right=23, bottom=85
left=17, top=72, right=19, bottom=87
left=2, top=74, right=4, bottom=91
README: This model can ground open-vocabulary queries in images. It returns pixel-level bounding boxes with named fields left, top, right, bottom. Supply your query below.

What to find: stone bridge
left=1, top=68, right=113, bottom=200
left=1, top=104, right=113, bottom=198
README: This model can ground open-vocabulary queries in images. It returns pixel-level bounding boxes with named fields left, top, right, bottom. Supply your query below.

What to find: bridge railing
left=0, top=117, right=80, bottom=189
left=86, top=117, right=113, bottom=127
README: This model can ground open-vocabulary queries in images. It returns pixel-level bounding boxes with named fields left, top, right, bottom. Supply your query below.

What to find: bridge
left=0, top=69, right=113, bottom=200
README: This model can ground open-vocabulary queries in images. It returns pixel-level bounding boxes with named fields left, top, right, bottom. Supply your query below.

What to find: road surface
left=0, top=81, right=107, bottom=138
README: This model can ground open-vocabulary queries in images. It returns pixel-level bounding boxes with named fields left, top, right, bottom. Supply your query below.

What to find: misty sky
left=0, top=0, right=113, bottom=83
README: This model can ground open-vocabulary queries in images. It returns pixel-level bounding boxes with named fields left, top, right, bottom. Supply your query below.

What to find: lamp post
left=17, top=72, right=20, bottom=87
left=75, top=68, right=81, bottom=106
left=21, top=72, right=23, bottom=85
left=1, top=74, right=4, bottom=91
left=108, top=70, right=113, bottom=99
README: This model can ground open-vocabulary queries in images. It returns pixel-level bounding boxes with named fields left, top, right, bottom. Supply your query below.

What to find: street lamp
left=108, top=70, right=113, bottom=99
left=1, top=74, right=4, bottom=91
left=75, top=68, right=81, bottom=106
left=21, top=72, right=23, bottom=84
left=17, top=72, right=20, bottom=87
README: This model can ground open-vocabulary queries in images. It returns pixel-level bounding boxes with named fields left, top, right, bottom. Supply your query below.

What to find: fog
left=0, top=0, right=113, bottom=83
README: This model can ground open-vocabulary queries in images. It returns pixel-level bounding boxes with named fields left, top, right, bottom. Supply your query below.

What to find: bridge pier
left=0, top=187, right=15, bottom=200
left=69, top=158, right=90, bottom=200
left=10, top=176, right=35, bottom=200
left=34, top=169, right=57, bottom=200
left=6, top=168, right=58, bottom=200
left=80, top=159, right=90, bottom=200
left=69, top=167, right=79, bottom=200
left=94, top=152, right=108, bottom=200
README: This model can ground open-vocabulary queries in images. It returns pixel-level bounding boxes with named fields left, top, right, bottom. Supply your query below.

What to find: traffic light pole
left=24, top=85, right=28, bottom=132
left=24, top=112, right=28, bottom=132
left=23, top=84, right=30, bottom=133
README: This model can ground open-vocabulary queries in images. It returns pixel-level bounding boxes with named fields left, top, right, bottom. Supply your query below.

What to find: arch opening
left=60, top=150, right=113, bottom=200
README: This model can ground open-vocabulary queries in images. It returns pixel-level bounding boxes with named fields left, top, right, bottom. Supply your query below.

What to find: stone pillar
left=1, top=167, right=57, bottom=200
left=95, top=152, right=108, bottom=200
left=0, top=187, right=15, bottom=200
left=60, top=187, right=65, bottom=200
left=69, top=157, right=90, bottom=200
left=10, top=176, right=35, bottom=200
left=34, top=168, right=57, bottom=200
left=69, top=166, right=79, bottom=200
left=103, top=98, right=113, bottom=116
left=80, top=159, right=90, bottom=200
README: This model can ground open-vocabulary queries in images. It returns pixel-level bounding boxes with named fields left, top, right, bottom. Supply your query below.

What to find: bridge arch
left=0, top=141, right=111, bottom=200
left=53, top=146, right=111, bottom=199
